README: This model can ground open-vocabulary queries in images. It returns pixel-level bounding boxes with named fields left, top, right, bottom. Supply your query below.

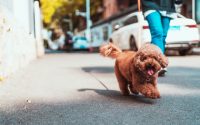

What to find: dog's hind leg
left=114, top=65, right=130, bottom=96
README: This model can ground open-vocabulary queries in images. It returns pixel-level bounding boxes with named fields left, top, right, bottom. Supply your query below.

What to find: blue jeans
left=146, top=11, right=171, bottom=53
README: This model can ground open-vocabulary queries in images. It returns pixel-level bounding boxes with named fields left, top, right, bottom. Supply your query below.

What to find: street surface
left=0, top=52, right=200, bottom=125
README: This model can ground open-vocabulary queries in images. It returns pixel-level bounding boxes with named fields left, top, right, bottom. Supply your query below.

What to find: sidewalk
left=0, top=53, right=117, bottom=125
left=0, top=53, right=200, bottom=125
left=0, top=53, right=112, bottom=104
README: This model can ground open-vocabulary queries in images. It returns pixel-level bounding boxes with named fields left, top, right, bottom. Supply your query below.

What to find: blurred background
left=0, top=0, right=199, bottom=77
left=39, top=0, right=200, bottom=53
left=1, top=1, right=200, bottom=124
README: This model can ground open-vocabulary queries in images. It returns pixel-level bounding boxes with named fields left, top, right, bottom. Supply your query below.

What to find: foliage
left=41, top=0, right=103, bottom=29
left=40, top=0, right=67, bottom=24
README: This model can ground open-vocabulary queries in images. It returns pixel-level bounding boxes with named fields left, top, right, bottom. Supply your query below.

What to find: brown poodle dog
left=100, top=43, right=168, bottom=99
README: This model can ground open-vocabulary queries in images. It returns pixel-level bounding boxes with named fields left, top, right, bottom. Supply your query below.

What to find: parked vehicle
left=72, top=36, right=89, bottom=50
left=109, top=12, right=200, bottom=55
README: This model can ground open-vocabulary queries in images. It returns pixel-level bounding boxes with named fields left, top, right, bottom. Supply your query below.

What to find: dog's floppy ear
left=158, top=54, right=168, bottom=68
left=134, top=52, right=143, bottom=69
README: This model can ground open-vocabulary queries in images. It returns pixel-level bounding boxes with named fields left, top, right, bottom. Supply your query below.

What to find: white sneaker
left=158, top=68, right=167, bottom=76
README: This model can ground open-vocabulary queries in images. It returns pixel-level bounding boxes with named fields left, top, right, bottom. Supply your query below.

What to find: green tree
left=40, top=0, right=67, bottom=25
left=41, top=0, right=103, bottom=29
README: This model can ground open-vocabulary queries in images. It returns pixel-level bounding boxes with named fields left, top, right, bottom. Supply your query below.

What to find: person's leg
left=158, top=16, right=171, bottom=76
left=146, top=11, right=164, bottom=53
left=161, top=16, right=171, bottom=53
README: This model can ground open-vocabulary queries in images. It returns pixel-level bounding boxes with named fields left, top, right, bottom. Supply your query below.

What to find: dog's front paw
left=142, top=90, right=160, bottom=99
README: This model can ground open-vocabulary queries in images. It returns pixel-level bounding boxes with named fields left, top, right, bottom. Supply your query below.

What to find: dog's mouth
left=146, top=65, right=155, bottom=76
left=147, top=69, right=154, bottom=76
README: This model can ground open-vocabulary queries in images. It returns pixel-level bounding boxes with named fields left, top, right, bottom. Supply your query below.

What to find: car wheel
left=179, top=48, right=191, bottom=56
left=129, top=36, right=138, bottom=51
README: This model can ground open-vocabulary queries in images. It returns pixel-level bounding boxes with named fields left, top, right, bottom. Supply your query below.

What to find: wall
left=0, top=5, right=37, bottom=78
left=13, top=0, right=35, bottom=34
left=0, top=0, right=13, bottom=12
left=195, top=0, right=200, bottom=23
left=103, top=0, right=118, bottom=19
left=102, top=0, right=133, bottom=19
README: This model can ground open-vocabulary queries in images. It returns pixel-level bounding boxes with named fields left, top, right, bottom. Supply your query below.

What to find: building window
left=129, top=0, right=137, bottom=6
left=123, top=16, right=138, bottom=26
left=181, top=0, right=192, bottom=19
left=195, top=0, right=200, bottom=23
left=103, top=26, right=109, bottom=41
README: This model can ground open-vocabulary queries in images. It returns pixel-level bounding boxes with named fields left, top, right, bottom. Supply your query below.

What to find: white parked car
left=109, top=12, right=200, bottom=55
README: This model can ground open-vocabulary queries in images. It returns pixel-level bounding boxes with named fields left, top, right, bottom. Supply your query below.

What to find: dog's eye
left=140, top=57, right=146, bottom=61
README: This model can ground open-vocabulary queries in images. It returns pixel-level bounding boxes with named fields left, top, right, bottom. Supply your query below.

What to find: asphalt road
left=0, top=52, right=200, bottom=125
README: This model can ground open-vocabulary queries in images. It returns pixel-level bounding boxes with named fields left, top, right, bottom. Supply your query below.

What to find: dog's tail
left=99, top=43, right=122, bottom=59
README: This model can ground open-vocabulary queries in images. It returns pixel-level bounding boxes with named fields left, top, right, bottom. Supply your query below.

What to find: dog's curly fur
left=100, top=43, right=168, bottom=99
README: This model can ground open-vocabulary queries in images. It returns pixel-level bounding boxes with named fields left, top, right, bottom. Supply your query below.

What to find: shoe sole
left=158, top=70, right=167, bottom=77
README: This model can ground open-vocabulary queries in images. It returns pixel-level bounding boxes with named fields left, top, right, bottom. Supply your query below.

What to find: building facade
left=194, top=0, right=200, bottom=23
left=0, top=0, right=44, bottom=78
left=100, top=0, right=199, bottom=24
left=180, top=0, right=200, bottom=24
left=102, top=0, right=137, bottom=19
left=0, top=0, right=35, bottom=34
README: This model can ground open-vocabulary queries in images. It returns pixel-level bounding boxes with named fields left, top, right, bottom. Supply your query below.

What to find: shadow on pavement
left=82, top=66, right=200, bottom=89
left=81, top=66, right=200, bottom=103
left=78, top=88, right=158, bottom=105
left=45, top=49, right=95, bottom=54
left=1, top=95, right=199, bottom=125
left=82, top=66, right=114, bottom=73
left=159, top=66, right=200, bottom=89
